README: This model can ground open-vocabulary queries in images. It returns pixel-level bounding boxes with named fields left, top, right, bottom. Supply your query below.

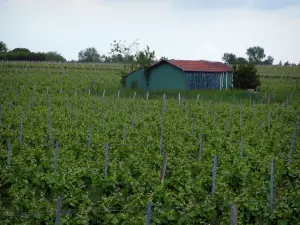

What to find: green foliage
left=78, top=47, right=100, bottom=62
left=45, top=51, right=66, bottom=62
left=109, top=39, right=139, bottom=63
left=0, top=62, right=300, bottom=224
left=0, top=51, right=46, bottom=61
left=263, top=56, right=274, bottom=65
left=246, top=46, right=266, bottom=64
left=0, top=41, right=8, bottom=52
left=160, top=56, right=168, bottom=61
left=11, top=48, right=31, bottom=53
left=233, top=61, right=261, bottom=89
left=134, top=45, right=155, bottom=69
left=246, top=46, right=274, bottom=65
left=222, top=53, right=237, bottom=65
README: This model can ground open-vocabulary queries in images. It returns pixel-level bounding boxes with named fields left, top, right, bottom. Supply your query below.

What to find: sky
left=1, top=0, right=300, bottom=63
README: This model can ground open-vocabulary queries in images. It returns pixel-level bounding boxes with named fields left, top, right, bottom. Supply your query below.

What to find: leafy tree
left=298, top=62, right=300, bottom=67
left=45, top=51, right=66, bottom=62
left=232, top=61, right=260, bottom=90
left=109, top=39, right=139, bottom=62
left=263, top=56, right=274, bottom=65
left=246, top=46, right=266, bottom=64
left=78, top=47, right=100, bottom=62
left=222, top=53, right=237, bottom=65
left=235, top=57, right=248, bottom=64
left=134, top=45, right=155, bottom=69
left=11, top=48, right=30, bottom=53
left=160, top=56, right=168, bottom=61
left=118, top=44, right=156, bottom=87
left=284, top=61, right=290, bottom=66
left=0, top=41, right=8, bottom=52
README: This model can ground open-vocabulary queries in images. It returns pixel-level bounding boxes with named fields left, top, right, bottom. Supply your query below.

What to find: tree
left=78, top=47, right=100, bottom=62
left=109, top=39, right=139, bottom=62
left=263, top=56, right=274, bottom=65
left=119, top=44, right=156, bottom=87
left=246, top=46, right=266, bottom=65
left=45, top=51, right=66, bottom=62
left=284, top=61, right=290, bottom=66
left=232, top=61, right=260, bottom=90
left=278, top=60, right=282, bottom=66
left=0, top=41, right=8, bottom=52
left=235, top=57, right=248, bottom=64
left=134, top=45, right=156, bottom=69
left=222, top=53, right=237, bottom=65
left=160, top=56, right=168, bottom=61
left=11, top=48, right=30, bottom=53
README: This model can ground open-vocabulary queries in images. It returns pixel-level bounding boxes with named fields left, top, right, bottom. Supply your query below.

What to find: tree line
left=0, top=42, right=66, bottom=62
left=222, top=46, right=299, bottom=66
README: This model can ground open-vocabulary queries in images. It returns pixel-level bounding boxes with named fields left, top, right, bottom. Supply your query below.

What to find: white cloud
left=0, top=0, right=299, bottom=63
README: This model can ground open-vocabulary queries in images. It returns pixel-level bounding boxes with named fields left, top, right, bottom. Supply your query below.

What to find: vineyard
left=0, top=62, right=300, bottom=224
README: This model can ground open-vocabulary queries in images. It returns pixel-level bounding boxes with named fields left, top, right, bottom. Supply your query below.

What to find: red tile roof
left=167, top=60, right=232, bottom=72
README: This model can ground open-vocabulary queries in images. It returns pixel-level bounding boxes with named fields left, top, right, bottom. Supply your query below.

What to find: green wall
left=148, top=63, right=186, bottom=91
left=125, top=68, right=147, bottom=89
left=221, top=72, right=233, bottom=89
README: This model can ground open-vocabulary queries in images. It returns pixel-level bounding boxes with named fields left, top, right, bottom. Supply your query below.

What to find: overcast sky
left=1, top=0, right=300, bottom=63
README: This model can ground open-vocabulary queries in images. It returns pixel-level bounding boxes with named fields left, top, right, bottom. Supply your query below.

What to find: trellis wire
left=7, top=139, right=11, bottom=168
left=88, top=124, right=93, bottom=149
left=198, top=134, right=203, bottom=160
left=240, top=104, right=242, bottom=129
left=224, top=120, right=228, bottom=135
left=105, top=144, right=109, bottom=178
left=191, top=117, right=195, bottom=136
left=19, top=120, right=23, bottom=144
left=160, top=151, right=168, bottom=183
left=102, top=108, right=105, bottom=130
left=211, top=155, right=218, bottom=199
left=270, top=159, right=274, bottom=215
left=213, top=108, right=216, bottom=123
left=260, top=121, right=263, bottom=137
left=131, top=112, right=135, bottom=128
left=49, top=119, right=53, bottom=146
left=240, top=136, right=244, bottom=158
left=54, top=141, right=59, bottom=172
left=75, top=108, right=78, bottom=127
left=267, top=110, right=271, bottom=133
left=146, top=92, right=149, bottom=108
left=23, top=107, right=26, bottom=121
left=288, top=133, right=296, bottom=164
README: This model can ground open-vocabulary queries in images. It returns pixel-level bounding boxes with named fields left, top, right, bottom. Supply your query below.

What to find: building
left=125, top=60, right=233, bottom=91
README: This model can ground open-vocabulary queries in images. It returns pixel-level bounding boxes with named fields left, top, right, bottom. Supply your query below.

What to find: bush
left=232, top=61, right=260, bottom=90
